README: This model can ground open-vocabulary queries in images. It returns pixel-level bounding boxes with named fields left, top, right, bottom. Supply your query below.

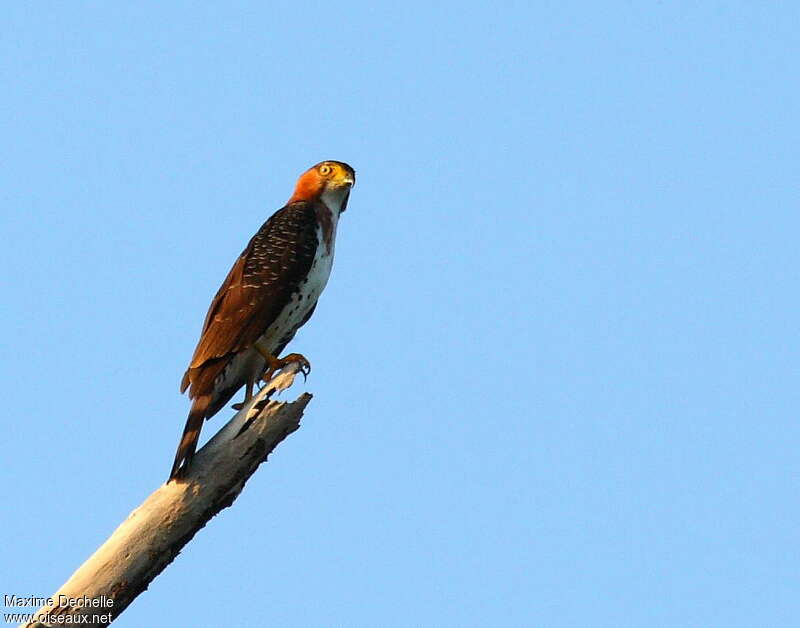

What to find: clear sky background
left=2, top=2, right=798, bottom=626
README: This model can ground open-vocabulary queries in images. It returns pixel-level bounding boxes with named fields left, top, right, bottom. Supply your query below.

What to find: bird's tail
left=169, top=395, right=211, bottom=481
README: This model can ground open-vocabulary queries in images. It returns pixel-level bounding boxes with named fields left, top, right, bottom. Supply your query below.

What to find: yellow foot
left=262, top=352, right=312, bottom=383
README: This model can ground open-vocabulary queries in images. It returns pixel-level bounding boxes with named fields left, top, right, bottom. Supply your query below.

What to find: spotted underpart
left=182, top=186, right=347, bottom=420
left=210, top=213, right=338, bottom=402
left=171, top=159, right=354, bottom=481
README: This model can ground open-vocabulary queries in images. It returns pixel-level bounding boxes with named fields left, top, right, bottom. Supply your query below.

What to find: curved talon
left=261, top=352, right=312, bottom=384
left=282, top=353, right=311, bottom=379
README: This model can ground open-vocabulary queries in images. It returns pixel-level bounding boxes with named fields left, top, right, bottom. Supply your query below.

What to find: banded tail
left=169, top=395, right=211, bottom=481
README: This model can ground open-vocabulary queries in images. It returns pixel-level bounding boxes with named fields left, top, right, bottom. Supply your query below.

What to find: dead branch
left=22, top=366, right=311, bottom=628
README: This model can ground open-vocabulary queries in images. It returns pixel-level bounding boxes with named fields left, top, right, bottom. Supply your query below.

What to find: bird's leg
left=254, top=340, right=312, bottom=382
left=231, top=375, right=255, bottom=411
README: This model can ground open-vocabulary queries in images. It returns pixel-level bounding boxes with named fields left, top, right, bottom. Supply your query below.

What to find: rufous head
left=289, top=161, right=356, bottom=211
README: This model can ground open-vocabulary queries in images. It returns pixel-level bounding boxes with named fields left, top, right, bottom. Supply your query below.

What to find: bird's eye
left=319, top=164, right=332, bottom=175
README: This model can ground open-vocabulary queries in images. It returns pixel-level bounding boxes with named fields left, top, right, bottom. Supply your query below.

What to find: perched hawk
left=170, top=160, right=355, bottom=480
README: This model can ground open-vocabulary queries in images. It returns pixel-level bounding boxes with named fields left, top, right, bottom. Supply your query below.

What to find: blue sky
left=2, top=2, right=798, bottom=626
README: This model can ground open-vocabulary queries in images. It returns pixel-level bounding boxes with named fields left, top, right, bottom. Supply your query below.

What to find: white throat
left=320, top=187, right=349, bottom=216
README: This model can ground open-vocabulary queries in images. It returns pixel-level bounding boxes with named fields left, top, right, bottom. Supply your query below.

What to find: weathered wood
left=22, top=367, right=311, bottom=628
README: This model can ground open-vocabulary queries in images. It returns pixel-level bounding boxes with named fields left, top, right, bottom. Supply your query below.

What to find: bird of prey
left=169, top=160, right=355, bottom=480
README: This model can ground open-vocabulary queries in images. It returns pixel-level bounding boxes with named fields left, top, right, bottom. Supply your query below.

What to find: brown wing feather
left=181, top=201, right=320, bottom=400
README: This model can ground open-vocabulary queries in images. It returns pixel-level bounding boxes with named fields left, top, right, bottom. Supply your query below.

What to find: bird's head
left=289, top=160, right=356, bottom=213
